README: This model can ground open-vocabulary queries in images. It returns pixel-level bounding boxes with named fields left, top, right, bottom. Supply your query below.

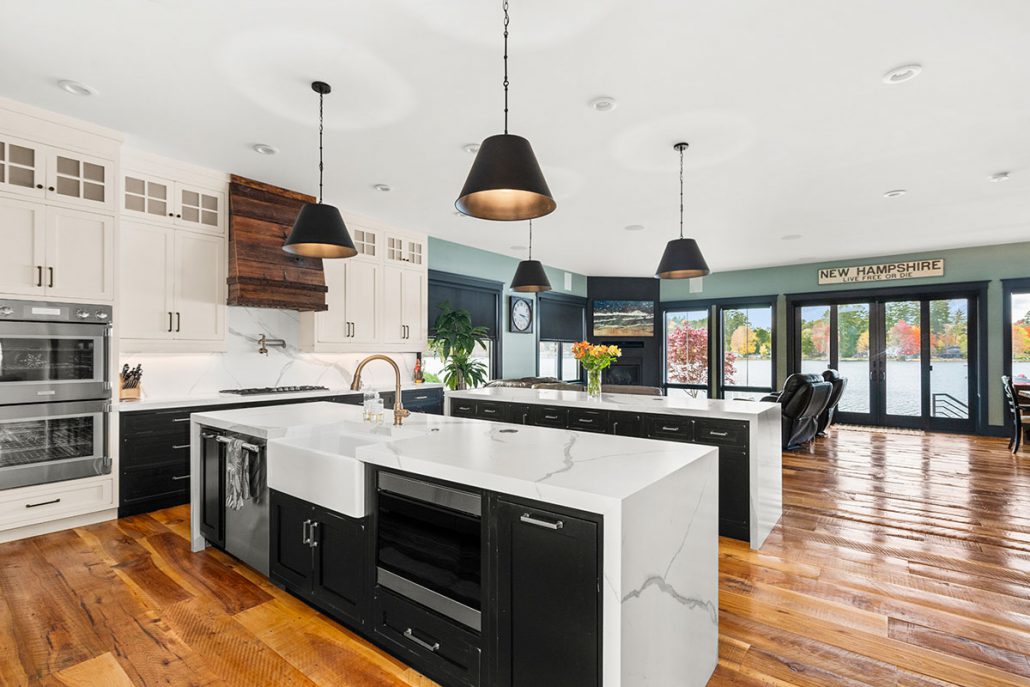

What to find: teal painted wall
left=428, top=237, right=588, bottom=377
left=661, top=241, right=1030, bottom=427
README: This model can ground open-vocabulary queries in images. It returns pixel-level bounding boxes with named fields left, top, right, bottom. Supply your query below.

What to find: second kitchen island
left=189, top=401, right=718, bottom=686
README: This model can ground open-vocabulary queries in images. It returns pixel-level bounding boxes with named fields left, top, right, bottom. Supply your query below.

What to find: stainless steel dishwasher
left=199, top=429, right=269, bottom=575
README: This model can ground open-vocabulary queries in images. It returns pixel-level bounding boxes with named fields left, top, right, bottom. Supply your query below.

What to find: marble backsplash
left=120, top=307, right=419, bottom=399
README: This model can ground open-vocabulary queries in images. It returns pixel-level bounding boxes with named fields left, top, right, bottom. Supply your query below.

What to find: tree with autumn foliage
left=666, top=321, right=736, bottom=391
left=887, top=319, right=921, bottom=358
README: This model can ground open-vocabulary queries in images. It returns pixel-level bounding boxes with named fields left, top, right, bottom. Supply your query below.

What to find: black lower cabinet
left=609, top=411, right=643, bottom=437
left=119, top=409, right=193, bottom=517
left=199, top=432, right=224, bottom=548
left=269, top=490, right=369, bottom=628
left=718, top=449, right=750, bottom=540
left=491, top=497, right=601, bottom=687
left=373, top=588, right=482, bottom=687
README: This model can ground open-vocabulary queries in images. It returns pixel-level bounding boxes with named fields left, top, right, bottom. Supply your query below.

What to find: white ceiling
left=3, top=0, right=1030, bottom=277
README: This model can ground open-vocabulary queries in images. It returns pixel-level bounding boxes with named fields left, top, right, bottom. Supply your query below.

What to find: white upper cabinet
left=385, top=232, right=426, bottom=268
left=121, top=168, right=225, bottom=235
left=45, top=207, right=114, bottom=301
left=46, top=150, right=113, bottom=211
left=300, top=221, right=427, bottom=353
left=0, top=196, right=45, bottom=296
left=0, top=135, right=44, bottom=200
left=118, top=221, right=226, bottom=350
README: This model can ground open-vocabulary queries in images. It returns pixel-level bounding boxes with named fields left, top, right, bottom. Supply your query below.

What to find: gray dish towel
left=225, top=438, right=250, bottom=511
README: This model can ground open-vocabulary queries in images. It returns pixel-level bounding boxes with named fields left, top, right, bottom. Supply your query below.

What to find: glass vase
left=586, top=368, right=602, bottom=401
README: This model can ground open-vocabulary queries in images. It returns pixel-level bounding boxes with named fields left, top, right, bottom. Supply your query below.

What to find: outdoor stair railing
left=931, top=392, right=968, bottom=419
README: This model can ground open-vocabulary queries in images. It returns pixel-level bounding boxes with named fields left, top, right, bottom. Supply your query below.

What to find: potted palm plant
left=430, top=302, right=490, bottom=390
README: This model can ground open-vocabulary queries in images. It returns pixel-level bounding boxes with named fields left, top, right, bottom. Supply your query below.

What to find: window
left=664, top=308, right=710, bottom=398
left=1006, top=279, right=1030, bottom=386
left=662, top=297, right=776, bottom=400
left=537, top=293, right=586, bottom=382
left=427, top=271, right=504, bottom=382
left=423, top=340, right=493, bottom=387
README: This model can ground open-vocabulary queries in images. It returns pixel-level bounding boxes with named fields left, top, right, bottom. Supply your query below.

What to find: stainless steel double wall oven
left=0, top=299, right=112, bottom=490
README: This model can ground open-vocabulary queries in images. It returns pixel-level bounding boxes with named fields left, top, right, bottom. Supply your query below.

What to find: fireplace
left=602, top=340, right=645, bottom=386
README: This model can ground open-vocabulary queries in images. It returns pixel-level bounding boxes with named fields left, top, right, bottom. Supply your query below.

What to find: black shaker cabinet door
left=311, top=505, right=369, bottom=628
left=269, top=490, right=315, bottom=592
left=493, top=498, right=601, bottom=687
left=718, top=448, right=751, bottom=540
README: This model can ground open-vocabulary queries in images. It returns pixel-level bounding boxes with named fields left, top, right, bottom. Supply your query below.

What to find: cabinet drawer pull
left=26, top=498, right=61, bottom=508
left=482, top=408, right=497, bottom=414
left=520, top=513, right=563, bottom=530
left=414, top=395, right=428, bottom=400
left=171, top=417, right=191, bottom=423
left=457, top=405, right=472, bottom=412
left=707, top=430, right=729, bottom=437
left=661, top=425, right=680, bottom=432
left=576, top=418, right=594, bottom=424
left=301, top=519, right=311, bottom=545
left=172, top=443, right=191, bottom=450
left=403, top=628, right=440, bottom=652
left=171, top=474, right=189, bottom=481
left=543, top=414, right=559, bottom=421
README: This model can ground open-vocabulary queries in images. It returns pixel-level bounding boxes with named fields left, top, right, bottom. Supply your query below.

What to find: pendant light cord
left=503, top=0, right=509, bottom=134
left=528, top=219, right=533, bottom=259
left=318, top=89, right=325, bottom=204
left=678, top=144, right=684, bottom=239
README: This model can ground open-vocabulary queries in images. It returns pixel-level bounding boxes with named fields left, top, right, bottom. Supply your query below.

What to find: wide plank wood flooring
left=1, top=427, right=1028, bottom=686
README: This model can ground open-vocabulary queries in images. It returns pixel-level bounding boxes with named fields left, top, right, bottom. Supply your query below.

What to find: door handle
left=309, top=521, right=319, bottom=548
left=176, top=312, right=181, bottom=332
left=36, top=265, right=42, bottom=287
left=520, top=513, right=564, bottom=530
left=403, top=628, right=440, bottom=653
left=301, top=519, right=311, bottom=545
left=168, top=312, right=173, bottom=332
left=47, top=266, right=54, bottom=288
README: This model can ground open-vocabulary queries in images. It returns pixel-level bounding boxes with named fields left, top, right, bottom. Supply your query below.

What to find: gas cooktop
left=218, top=385, right=331, bottom=396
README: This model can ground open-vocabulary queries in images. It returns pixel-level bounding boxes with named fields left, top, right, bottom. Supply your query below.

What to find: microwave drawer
left=373, top=588, right=481, bottom=687
left=0, top=478, right=114, bottom=531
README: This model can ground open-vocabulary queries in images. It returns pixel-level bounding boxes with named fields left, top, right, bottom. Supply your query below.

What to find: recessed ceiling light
left=588, top=96, right=618, bottom=112
left=780, top=233, right=802, bottom=241
left=510, top=244, right=527, bottom=251
left=884, top=189, right=907, bottom=198
left=252, top=143, right=278, bottom=155
left=988, top=171, right=1011, bottom=183
left=882, top=64, right=922, bottom=85
left=373, top=183, right=392, bottom=192
left=57, top=79, right=97, bottom=96
left=624, top=224, right=645, bottom=232
left=462, top=143, right=481, bottom=154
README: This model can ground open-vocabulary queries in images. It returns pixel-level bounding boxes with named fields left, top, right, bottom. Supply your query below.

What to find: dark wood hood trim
left=227, top=174, right=329, bottom=311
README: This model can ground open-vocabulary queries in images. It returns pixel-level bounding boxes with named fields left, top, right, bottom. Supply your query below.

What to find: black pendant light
left=455, top=0, right=556, bottom=221
left=283, top=81, right=357, bottom=259
left=656, top=142, right=710, bottom=279
left=510, top=220, right=551, bottom=292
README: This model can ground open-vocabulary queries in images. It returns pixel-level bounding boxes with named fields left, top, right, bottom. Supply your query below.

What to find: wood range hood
left=227, top=175, right=328, bottom=311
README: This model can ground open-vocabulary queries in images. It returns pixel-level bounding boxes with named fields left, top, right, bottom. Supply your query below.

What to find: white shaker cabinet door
left=400, top=268, right=425, bottom=344
left=172, top=231, right=225, bottom=341
left=0, top=136, right=45, bottom=200
left=0, top=197, right=46, bottom=297
left=382, top=265, right=405, bottom=344
left=119, top=222, right=174, bottom=340
left=316, top=258, right=350, bottom=343
left=44, top=207, right=114, bottom=301
left=345, top=260, right=379, bottom=344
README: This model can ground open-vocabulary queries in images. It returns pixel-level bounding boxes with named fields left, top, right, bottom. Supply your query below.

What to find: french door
left=793, top=291, right=978, bottom=432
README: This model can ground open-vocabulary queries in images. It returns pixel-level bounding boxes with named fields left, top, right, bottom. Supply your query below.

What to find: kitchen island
left=446, top=386, right=782, bottom=549
left=189, top=401, right=718, bottom=687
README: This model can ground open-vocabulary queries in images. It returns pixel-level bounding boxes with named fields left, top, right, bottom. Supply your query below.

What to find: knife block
left=119, top=376, right=142, bottom=401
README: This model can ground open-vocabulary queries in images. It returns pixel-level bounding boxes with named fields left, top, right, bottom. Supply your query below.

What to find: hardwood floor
left=1, top=427, right=1028, bottom=686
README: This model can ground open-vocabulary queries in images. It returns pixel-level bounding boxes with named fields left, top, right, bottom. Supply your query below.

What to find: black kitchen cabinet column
left=491, top=497, right=601, bottom=687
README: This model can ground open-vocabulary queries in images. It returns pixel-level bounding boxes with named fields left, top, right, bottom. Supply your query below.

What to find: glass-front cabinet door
left=0, top=400, right=109, bottom=490
left=45, top=150, right=113, bottom=210
left=0, top=136, right=44, bottom=199
left=175, top=184, right=223, bottom=233
left=123, top=172, right=173, bottom=220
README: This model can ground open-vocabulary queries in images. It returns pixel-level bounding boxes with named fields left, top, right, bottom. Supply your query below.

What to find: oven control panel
left=0, top=298, right=113, bottom=324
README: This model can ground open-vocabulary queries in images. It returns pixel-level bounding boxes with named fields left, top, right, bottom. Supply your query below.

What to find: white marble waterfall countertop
left=115, top=382, right=442, bottom=413
left=446, top=386, right=779, bottom=419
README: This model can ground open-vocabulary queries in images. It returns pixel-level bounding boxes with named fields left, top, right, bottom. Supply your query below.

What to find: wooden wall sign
left=227, top=175, right=329, bottom=311
left=817, top=258, right=944, bottom=286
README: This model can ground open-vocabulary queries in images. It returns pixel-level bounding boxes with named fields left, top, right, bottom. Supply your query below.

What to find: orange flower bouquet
left=571, top=341, right=622, bottom=399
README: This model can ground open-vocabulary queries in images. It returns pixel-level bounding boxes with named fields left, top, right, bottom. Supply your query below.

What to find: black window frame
left=661, top=295, right=778, bottom=399
left=1003, top=277, right=1030, bottom=428
left=536, top=292, right=586, bottom=383
left=428, top=269, right=504, bottom=379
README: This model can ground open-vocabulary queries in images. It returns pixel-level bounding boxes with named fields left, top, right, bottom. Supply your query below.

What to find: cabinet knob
left=169, top=212, right=174, bottom=217
left=47, top=186, right=55, bottom=192
left=176, top=214, right=181, bottom=218
left=35, top=184, right=43, bottom=189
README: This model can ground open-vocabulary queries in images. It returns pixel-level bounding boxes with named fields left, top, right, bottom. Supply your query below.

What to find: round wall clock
left=509, top=296, right=534, bottom=333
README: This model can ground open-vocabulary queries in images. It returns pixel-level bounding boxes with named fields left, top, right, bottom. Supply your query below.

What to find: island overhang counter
left=188, top=401, right=718, bottom=687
